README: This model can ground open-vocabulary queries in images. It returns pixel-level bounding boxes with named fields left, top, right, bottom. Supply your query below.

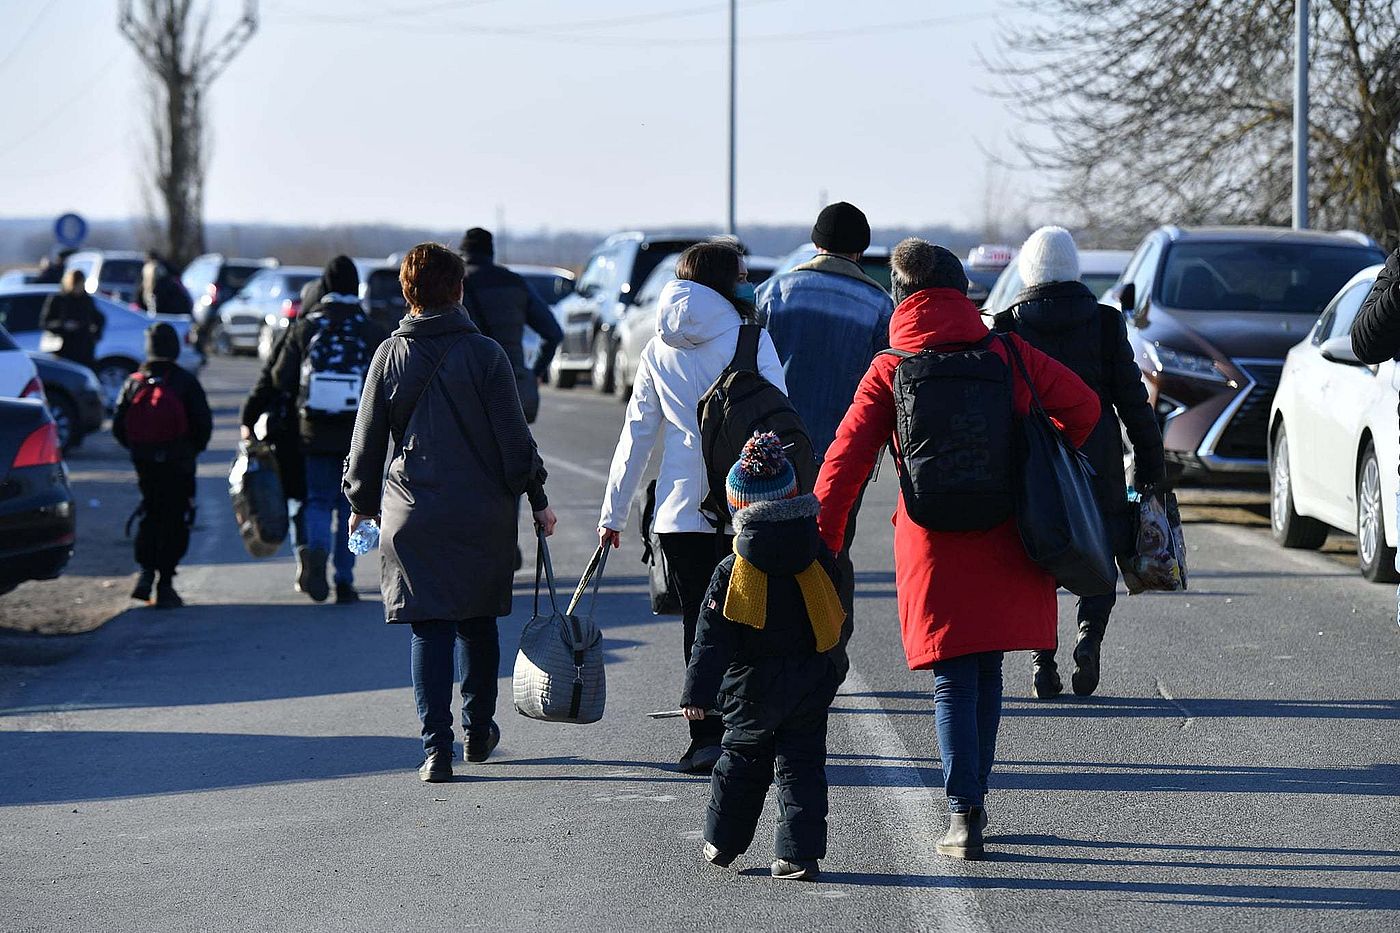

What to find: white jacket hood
left=656, top=279, right=741, bottom=350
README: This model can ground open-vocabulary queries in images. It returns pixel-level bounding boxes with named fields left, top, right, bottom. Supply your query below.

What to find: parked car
left=981, top=249, right=1134, bottom=319
left=29, top=353, right=104, bottom=452
left=0, top=269, right=40, bottom=289
left=181, top=253, right=276, bottom=329
left=360, top=262, right=407, bottom=335
left=550, top=233, right=703, bottom=392
left=1268, top=264, right=1399, bottom=581
left=1103, top=226, right=1385, bottom=480
left=216, top=266, right=319, bottom=357
left=508, top=264, right=574, bottom=373
left=63, top=250, right=148, bottom=304
left=770, top=243, right=893, bottom=294
left=614, top=254, right=680, bottom=401
left=0, top=285, right=203, bottom=407
left=964, top=244, right=1016, bottom=307
left=0, top=323, right=44, bottom=400
left=0, top=397, right=75, bottom=596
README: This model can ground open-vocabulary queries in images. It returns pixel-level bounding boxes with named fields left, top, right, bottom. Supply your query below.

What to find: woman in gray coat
left=344, top=242, right=556, bottom=784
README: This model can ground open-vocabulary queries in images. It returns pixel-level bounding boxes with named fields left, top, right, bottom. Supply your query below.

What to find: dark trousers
left=410, top=617, right=499, bottom=754
left=133, top=459, right=196, bottom=575
left=932, top=651, right=1004, bottom=812
left=707, top=660, right=840, bottom=861
left=1035, top=591, right=1118, bottom=666
left=658, top=532, right=732, bottom=747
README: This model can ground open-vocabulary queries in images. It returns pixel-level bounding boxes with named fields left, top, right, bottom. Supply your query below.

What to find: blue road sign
left=53, top=213, right=88, bottom=248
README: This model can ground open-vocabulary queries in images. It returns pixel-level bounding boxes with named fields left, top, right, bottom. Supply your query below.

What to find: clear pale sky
left=0, top=0, right=1049, bottom=232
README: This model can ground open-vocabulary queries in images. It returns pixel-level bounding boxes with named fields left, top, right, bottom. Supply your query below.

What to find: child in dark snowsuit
left=681, top=432, right=850, bottom=882
left=112, top=322, right=212, bottom=608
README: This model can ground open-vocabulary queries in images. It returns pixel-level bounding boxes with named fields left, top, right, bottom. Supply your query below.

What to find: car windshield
left=99, top=259, right=145, bottom=285
left=861, top=260, right=892, bottom=293
left=520, top=274, right=571, bottom=306
left=1159, top=241, right=1384, bottom=313
left=285, top=273, right=318, bottom=295
left=631, top=241, right=698, bottom=294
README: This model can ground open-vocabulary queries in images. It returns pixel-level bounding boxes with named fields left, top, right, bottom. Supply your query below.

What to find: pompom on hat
left=726, top=432, right=799, bottom=513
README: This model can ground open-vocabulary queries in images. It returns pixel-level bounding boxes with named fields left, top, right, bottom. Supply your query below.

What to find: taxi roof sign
left=966, top=244, right=1015, bottom=269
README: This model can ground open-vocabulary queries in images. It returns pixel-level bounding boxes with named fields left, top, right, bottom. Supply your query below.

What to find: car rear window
left=367, top=269, right=406, bottom=304
left=1160, top=242, right=1385, bottom=313
left=0, top=325, right=16, bottom=350
left=220, top=264, right=262, bottom=292
left=99, top=259, right=144, bottom=286
left=632, top=241, right=700, bottom=291
left=520, top=273, right=571, bottom=306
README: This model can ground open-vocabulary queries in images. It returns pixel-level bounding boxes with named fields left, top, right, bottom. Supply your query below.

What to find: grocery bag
left=228, top=440, right=288, bottom=559
left=1119, top=490, right=1188, bottom=594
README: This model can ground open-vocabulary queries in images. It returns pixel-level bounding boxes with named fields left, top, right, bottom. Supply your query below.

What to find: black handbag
left=1001, top=336, right=1117, bottom=596
left=638, top=479, right=681, bottom=615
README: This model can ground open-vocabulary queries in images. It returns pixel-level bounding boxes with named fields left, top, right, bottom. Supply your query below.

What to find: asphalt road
left=2, top=355, right=1397, bottom=933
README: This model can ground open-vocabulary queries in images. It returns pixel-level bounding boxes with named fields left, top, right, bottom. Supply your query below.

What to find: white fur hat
left=1017, top=226, right=1080, bottom=287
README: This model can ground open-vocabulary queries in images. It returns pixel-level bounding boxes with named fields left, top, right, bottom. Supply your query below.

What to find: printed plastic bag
left=1119, top=490, right=1188, bottom=594
left=229, top=440, right=288, bottom=559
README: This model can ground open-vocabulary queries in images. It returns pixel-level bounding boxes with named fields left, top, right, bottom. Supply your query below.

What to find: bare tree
left=119, top=1, right=257, bottom=267
left=992, top=1, right=1400, bottom=247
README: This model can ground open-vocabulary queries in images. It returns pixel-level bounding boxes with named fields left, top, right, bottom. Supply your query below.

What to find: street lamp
left=1293, top=0, right=1309, bottom=229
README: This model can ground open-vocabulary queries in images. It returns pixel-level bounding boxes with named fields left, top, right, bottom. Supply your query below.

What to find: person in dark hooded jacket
left=993, top=226, right=1165, bottom=699
left=343, top=243, right=555, bottom=784
left=682, top=433, right=849, bottom=883
left=272, top=255, right=387, bottom=604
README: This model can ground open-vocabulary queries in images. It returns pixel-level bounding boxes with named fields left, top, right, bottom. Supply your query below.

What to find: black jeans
left=658, top=532, right=732, bottom=748
left=707, top=659, right=840, bottom=861
left=410, top=617, right=499, bottom=755
left=133, top=459, right=196, bottom=574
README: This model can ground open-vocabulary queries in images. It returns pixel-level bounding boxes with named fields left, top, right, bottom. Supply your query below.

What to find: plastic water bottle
left=348, top=519, right=380, bottom=556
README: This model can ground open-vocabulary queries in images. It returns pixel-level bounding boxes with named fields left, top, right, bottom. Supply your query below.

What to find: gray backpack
left=513, top=534, right=607, bottom=724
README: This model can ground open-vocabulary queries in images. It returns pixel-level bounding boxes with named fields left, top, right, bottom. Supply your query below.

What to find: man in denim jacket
left=756, top=202, right=893, bottom=619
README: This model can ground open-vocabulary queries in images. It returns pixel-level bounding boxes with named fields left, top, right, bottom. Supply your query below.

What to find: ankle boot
left=154, top=572, right=184, bottom=609
left=1031, top=651, right=1062, bottom=699
left=131, top=569, right=156, bottom=603
left=936, top=808, right=985, bottom=860
left=1072, top=621, right=1106, bottom=696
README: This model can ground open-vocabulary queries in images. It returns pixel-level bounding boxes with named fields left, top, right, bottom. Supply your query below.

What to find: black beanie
left=811, top=201, right=871, bottom=255
left=321, top=255, right=359, bottom=296
left=145, top=322, right=180, bottom=361
left=461, top=227, right=494, bottom=258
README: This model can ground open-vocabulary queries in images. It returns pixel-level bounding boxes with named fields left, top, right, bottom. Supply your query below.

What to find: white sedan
left=1268, top=264, right=1398, bottom=582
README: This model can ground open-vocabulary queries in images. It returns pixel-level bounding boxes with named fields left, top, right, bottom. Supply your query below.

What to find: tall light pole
left=1293, top=0, right=1309, bottom=229
left=727, top=0, right=737, bottom=236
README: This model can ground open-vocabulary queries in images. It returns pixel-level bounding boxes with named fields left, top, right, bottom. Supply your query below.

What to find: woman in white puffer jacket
left=598, top=240, right=786, bottom=773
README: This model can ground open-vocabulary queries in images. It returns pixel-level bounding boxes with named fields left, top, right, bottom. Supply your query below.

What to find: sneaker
left=936, top=808, right=985, bottom=860
left=419, top=748, right=452, bottom=783
left=703, top=842, right=736, bottom=868
left=153, top=575, right=184, bottom=610
left=1031, top=652, right=1063, bottom=700
left=130, top=570, right=155, bottom=603
left=296, top=547, right=329, bottom=603
left=681, top=744, right=722, bottom=774
left=465, top=723, right=500, bottom=763
left=770, top=858, right=820, bottom=881
left=334, top=582, right=359, bottom=605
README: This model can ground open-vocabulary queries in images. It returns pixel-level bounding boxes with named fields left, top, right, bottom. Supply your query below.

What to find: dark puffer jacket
left=994, top=280, right=1165, bottom=552
left=463, top=254, right=563, bottom=422
left=343, top=306, right=549, bottom=623
left=682, top=495, right=850, bottom=709
left=1351, top=248, right=1400, bottom=475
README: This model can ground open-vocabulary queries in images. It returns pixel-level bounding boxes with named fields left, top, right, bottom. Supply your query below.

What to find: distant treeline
left=0, top=216, right=1137, bottom=273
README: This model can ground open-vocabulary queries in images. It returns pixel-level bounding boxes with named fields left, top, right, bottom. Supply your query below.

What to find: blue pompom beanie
left=726, top=432, right=799, bottom=513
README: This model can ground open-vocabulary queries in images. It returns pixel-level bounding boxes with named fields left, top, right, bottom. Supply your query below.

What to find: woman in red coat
left=815, top=238, right=1100, bottom=860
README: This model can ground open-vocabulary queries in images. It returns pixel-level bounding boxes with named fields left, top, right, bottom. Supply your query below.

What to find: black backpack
left=299, top=308, right=374, bottom=420
left=880, top=335, right=1015, bottom=532
left=697, top=323, right=816, bottom=527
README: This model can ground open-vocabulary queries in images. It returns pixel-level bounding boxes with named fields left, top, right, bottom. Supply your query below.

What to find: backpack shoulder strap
left=733, top=323, right=761, bottom=371
left=877, top=348, right=915, bottom=360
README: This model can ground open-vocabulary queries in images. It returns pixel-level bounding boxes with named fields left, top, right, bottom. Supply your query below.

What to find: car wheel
left=614, top=347, right=633, bottom=403
left=1270, top=426, right=1328, bottom=549
left=45, top=389, right=81, bottom=453
left=1356, top=443, right=1399, bottom=583
left=94, top=357, right=138, bottom=411
left=550, top=353, right=577, bottom=390
left=591, top=332, right=616, bottom=395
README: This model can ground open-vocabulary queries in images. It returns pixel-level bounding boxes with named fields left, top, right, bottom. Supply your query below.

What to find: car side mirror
left=1320, top=335, right=1365, bottom=367
left=1117, top=283, right=1136, bottom=314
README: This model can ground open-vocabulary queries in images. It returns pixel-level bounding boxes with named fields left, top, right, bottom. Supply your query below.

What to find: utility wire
left=0, top=52, right=122, bottom=162
left=276, top=0, right=789, bottom=34
left=0, top=0, right=61, bottom=75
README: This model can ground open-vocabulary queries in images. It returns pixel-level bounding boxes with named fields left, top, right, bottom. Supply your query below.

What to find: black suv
left=1105, top=226, right=1385, bottom=480
left=549, top=232, right=703, bottom=392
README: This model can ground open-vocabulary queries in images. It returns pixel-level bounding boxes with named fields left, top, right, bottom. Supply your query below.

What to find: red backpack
left=124, top=372, right=190, bottom=447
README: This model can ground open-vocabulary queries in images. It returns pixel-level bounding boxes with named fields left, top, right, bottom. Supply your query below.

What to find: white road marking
left=543, top=456, right=611, bottom=486
left=837, top=664, right=986, bottom=932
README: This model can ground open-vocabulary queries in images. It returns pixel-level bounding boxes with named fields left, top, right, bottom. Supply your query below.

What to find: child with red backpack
left=113, top=322, right=212, bottom=608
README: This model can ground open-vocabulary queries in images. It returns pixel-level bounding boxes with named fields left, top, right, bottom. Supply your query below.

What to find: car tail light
left=281, top=298, right=301, bottom=319
left=19, top=376, right=45, bottom=401
left=13, top=421, right=61, bottom=468
left=207, top=283, right=219, bottom=303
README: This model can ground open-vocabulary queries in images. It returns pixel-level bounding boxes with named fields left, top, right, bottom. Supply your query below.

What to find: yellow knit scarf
left=723, top=552, right=846, bottom=652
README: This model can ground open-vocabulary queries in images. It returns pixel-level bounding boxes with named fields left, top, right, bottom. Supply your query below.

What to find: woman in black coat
left=39, top=270, right=104, bottom=368
left=343, top=242, right=556, bottom=784
left=994, top=226, right=1165, bottom=700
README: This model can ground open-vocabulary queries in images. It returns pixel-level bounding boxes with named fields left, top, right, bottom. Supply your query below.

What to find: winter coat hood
left=888, top=287, right=989, bottom=353
left=392, top=305, right=479, bottom=339
left=321, top=255, right=360, bottom=297
left=732, top=495, right=822, bottom=576
left=656, top=279, right=743, bottom=350
left=1001, top=280, right=1100, bottom=335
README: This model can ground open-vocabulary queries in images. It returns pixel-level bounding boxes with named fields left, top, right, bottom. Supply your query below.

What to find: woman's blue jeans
left=932, top=651, right=1004, bottom=813
left=410, top=618, right=499, bottom=755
